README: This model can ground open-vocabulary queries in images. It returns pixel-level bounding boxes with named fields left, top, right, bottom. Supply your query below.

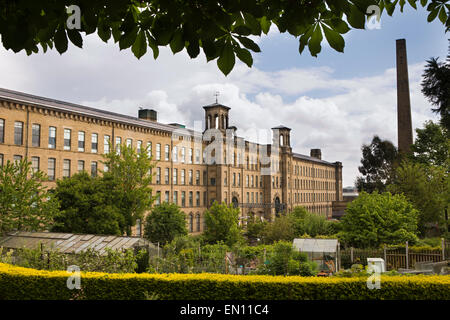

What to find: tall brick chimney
left=396, top=39, right=413, bottom=154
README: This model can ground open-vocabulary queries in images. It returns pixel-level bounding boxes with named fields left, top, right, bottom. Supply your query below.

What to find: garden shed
left=293, top=238, right=340, bottom=274
left=0, top=231, right=155, bottom=255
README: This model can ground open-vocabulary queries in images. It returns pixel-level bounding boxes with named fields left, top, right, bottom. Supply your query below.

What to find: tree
left=203, top=201, right=242, bottom=246
left=144, top=202, right=188, bottom=245
left=355, top=135, right=398, bottom=193
left=421, top=44, right=450, bottom=131
left=1, top=1, right=448, bottom=75
left=261, top=214, right=296, bottom=244
left=388, top=160, right=449, bottom=235
left=339, top=191, right=419, bottom=248
left=290, top=206, right=334, bottom=237
left=410, top=120, right=450, bottom=168
left=52, top=172, right=124, bottom=235
left=0, top=158, right=59, bottom=235
left=244, top=215, right=267, bottom=244
left=102, top=143, right=155, bottom=235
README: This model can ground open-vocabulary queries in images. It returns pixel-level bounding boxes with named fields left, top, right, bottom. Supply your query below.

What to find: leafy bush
left=253, top=241, right=317, bottom=276
left=1, top=263, right=449, bottom=300
left=339, top=191, right=419, bottom=248
left=144, top=202, right=188, bottom=245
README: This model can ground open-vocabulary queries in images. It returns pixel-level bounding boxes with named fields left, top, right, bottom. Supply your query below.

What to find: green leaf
left=260, top=16, right=271, bottom=34
left=236, top=47, right=253, bottom=67
left=40, top=42, right=47, bottom=53
left=407, top=0, right=418, bottom=9
left=233, top=26, right=252, bottom=36
left=427, top=8, right=439, bottom=22
left=385, top=0, right=399, bottom=16
left=54, top=27, right=68, bottom=54
left=98, top=20, right=112, bottom=43
left=308, top=24, right=323, bottom=57
left=329, top=18, right=350, bottom=34
left=298, top=27, right=313, bottom=54
left=67, top=29, right=83, bottom=48
left=438, top=7, right=448, bottom=24
left=322, top=24, right=345, bottom=52
left=169, top=30, right=184, bottom=54
left=119, top=27, right=138, bottom=50
left=217, top=43, right=235, bottom=76
left=236, top=36, right=261, bottom=52
left=346, top=4, right=366, bottom=29
left=201, top=39, right=218, bottom=61
left=146, top=31, right=159, bottom=59
left=420, top=0, right=428, bottom=7
left=399, top=0, right=406, bottom=12
left=187, top=41, right=200, bottom=58
left=131, top=30, right=147, bottom=59
left=243, top=12, right=261, bottom=34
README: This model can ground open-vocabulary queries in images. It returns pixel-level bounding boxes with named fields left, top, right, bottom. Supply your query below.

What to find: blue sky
left=0, top=6, right=446, bottom=186
left=257, top=5, right=447, bottom=78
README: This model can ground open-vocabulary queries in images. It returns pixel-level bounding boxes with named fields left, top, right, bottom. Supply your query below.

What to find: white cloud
left=0, top=36, right=439, bottom=187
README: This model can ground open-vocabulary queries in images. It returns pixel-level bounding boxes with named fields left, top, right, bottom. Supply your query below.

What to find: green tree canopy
left=421, top=43, right=450, bottom=131
left=355, top=135, right=398, bottom=193
left=102, top=142, right=155, bottom=235
left=144, top=202, right=188, bottom=245
left=53, top=172, right=124, bottom=235
left=410, top=120, right=450, bottom=168
left=1, top=1, right=449, bottom=75
left=203, top=201, right=243, bottom=246
left=0, top=159, right=59, bottom=235
left=261, top=214, right=296, bottom=244
left=388, top=160, right=449, bottom=234
left=340, top=191, right=419, bottom=247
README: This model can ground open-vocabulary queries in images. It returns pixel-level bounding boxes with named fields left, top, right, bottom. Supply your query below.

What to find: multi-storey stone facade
left=0, top=88, right=343, bottom=235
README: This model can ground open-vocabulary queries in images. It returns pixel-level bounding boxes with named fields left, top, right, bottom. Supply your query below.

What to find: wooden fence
left=340, top=240, right=449, bottom=271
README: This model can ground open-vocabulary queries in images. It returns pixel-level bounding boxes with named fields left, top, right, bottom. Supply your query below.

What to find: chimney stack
left=310, top=149, right=322, bottom=160
left=138, top=108, right=157, bottom=122
left=396, top=39, right=413, bottom=154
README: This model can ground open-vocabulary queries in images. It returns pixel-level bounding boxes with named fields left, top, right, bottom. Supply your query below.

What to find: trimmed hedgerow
left=0, top=263, right=449, bottom=300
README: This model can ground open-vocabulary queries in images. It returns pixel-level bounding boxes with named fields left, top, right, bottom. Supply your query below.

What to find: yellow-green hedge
left=0, top=263, right=449, bottom=300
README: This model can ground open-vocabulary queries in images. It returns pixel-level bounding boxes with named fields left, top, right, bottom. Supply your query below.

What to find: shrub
left=340, top=191, right=419, bottom=248
left=0, top=263, right=449, bottom=300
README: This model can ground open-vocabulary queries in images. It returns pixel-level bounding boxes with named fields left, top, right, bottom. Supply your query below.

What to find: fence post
left=442, top=238, right=445, bottom=261
left=337, top=242, right=341, bottom=272
left=350, top=247, right=354, bottom=263
left=405, top=241, right=409, bottom=270
left=156, top=242, right=160, bottom=272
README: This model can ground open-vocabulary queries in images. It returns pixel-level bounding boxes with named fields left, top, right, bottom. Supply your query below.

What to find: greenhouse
left=292, top=238, right=340, bottom=275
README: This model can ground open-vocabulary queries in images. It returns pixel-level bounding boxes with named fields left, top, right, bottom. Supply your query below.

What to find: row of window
left=154, top=190, right=207, bottom=208
left=187, top=213, right=203, bottom=233
left=1, top=154, right=99, bottom=181
left=290, top=163, right=335, bottom=179
left=292, top=179, right=335, bottom=191
left=292, top=192, right=336, bottom=203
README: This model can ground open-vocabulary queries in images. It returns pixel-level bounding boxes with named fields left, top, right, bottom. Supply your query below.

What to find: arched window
left=196, top=213, right=201, bottom=232
left=214, top=114, right=219, bottom=128
left=274, top=197, right=281, bottom=215
left=232, top=196, right=239, bottom=208
left=189, top=213, right=193, bottom=232
left=280, top=134, right=284, bottom=146
left=207, top=115, right=212, bottom=129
